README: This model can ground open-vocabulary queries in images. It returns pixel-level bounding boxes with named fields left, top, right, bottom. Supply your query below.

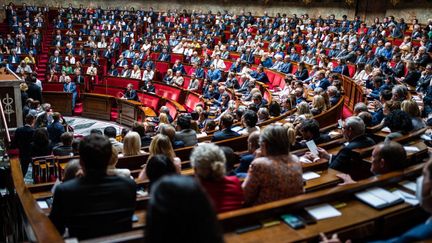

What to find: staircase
left=36, top=24, right=54, bottom=82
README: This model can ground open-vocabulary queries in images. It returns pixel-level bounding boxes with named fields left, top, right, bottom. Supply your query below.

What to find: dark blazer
left=211, top=128, right=241, bottom=142
left=49, top=176, right=137, bottom=240
left=382, top=220, right=432, bottom=243
left=329, top=135, right=375, bottom=177
left=47, top=121, right=65, bottom=145
left=26, top=82, right=42, bottom=102
left=12, top=125, right=35, bottom=159
left=235, top=153, right=255, bottom=173
left=295, top=69, right=309, bottom=81
left=124, top=90, right=139, bottom=101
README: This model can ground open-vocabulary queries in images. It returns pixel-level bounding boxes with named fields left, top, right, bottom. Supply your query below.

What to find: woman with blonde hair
left=283, top=123, right=297, bottom=149
left=311, top=95, right=327, bottom=116
left=130, top=64, right=142, bottom=79
left=401, top=99, right=426, bottom=130
left=121, top=131, right=145, bottom=157
left=242, top=125, right=303, bottom=205
left=296, top=101, right=313, bottom=119
left=138, top=134, right=181, bottom=180
left=191, top=143, right=244, bottom=213
left=158, top=112, right=170, bottom=125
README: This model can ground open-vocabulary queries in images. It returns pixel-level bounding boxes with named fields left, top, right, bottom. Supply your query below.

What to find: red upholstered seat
left=224, top=60, right=233, bottom=71
left=155, top=61, right=169, bottom=75
left=183, top=76, right=191, bottom=89
left=165, top=101, right=178, bottom=119
left=184, top=92, right=202, bottom=112
left=170, top=53, right=184, bottom=64
left=264, top=70, right=276, bottom=84
left=138, top=93, right=160, bottom=111
left=153, top=83, right=181, bottom=101
left=105, top=77, right=140, bottom=90
left=291, top=64, right=298, bottom=74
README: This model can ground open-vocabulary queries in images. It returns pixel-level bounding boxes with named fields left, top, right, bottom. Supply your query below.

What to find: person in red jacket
left=190, top=143, right=244, bottom=213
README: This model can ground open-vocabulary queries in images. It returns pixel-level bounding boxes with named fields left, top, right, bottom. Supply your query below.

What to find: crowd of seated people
left=6, top=3, right=432, bottom=241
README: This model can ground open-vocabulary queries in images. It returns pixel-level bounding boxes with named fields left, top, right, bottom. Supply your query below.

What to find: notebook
left=304, top=203, right=342, bottom=220
left=302, top=171, right=321, bottom=181
left=355, top=187, right=403, bottom=209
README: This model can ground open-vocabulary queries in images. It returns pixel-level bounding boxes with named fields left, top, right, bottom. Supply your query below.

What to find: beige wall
left=1, top=0, right=431, bottom=24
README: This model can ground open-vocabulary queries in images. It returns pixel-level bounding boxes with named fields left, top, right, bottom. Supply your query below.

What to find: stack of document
left=355, top=187, right=403, bottom=209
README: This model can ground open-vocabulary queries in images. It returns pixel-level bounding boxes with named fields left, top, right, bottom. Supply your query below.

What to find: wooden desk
left=81, top=93, right=114, bottom=120
left=117, top=99, right=144, bottom=127
left=42, top=91, right=73, bottom=116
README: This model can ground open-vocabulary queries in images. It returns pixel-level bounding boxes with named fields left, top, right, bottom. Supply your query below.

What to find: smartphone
left=281, top=214, right=305, bottom=229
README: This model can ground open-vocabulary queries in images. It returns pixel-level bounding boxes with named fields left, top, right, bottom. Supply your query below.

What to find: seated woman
left=107, top=147, right=131, bottom=178
left=163, top=69, right=174, bottom=85
left=242, top=125, right=304, bottom=205
left=144, top=154, right=178, bottom=191
left=401, top=99, right=426, bottom=131
left=191, top=143, right=244, bottom=213
left=138, top=134, right=181, bottom=180
left=384, top=110, right=414, bottom=142
left=145, top=175, right=224, bottom=243
left=120, top=131, right=146, bottom=157
left=310, top=94, right=328, bottom=116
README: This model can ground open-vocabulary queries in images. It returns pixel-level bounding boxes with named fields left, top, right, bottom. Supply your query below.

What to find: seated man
left=52, top=132, right=74, bottom=156
left=174, top=114, right=198, bottom=147
left=211, top=114, right=241, bottom=142
left=298, top=119, right=331, bottom=147
left=235, top=131, right=260, bottom=176
left=307, top=116, right=375, bottom=179
left=123, top=83, right=139, bottom=101
left=337, top=141, right=408, bottom=184
left=49, top=134, right=136, bottom=240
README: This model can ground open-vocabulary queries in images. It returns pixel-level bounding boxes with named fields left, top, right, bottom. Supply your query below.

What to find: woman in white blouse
left=130, top=65, right=142, bottom=79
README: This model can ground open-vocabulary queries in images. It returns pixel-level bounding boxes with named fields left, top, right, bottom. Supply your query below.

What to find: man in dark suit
left=299, top=119, right=331, bottom=147
left=174, top=114, right=198, bottom=147
left=52, top=132, right=74, bottom=156
left=308, top=116, right=375, bottom=180
left=235, top=131, right=259, bottom=175
left=26, top=76, right=42, bottom=103
left=47, top=112, right=65, bottom=146
left=311, top=71, right=331, bottom=90
left=123, top=83, right=139, bottom=101
left=212, top=114, right=241, bottom=142
left=391, top=54, right=405, bottom=78
left=49, top=134, right=136, bottom=240
left=11, top=114, right=35, bottom=176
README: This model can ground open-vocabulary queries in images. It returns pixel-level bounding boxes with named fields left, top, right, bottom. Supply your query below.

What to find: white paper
left=355, top=191, right=387, bottom=208
left=393, top=190, right=419, bottom=206
left=306, top=140, right=318, bottom=155
left=399, top=180, right=417, bottom=192
left=404, top=146, right=420, bottom=153
left=303, top=171, right=321, bottom=181
left=421, top=134, right=432, bottom=141
left=367, top=187, right=401, bottom=203
left=37, top=201, right=49, bottom=209
left=304, top=203, right=342, bottom=220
